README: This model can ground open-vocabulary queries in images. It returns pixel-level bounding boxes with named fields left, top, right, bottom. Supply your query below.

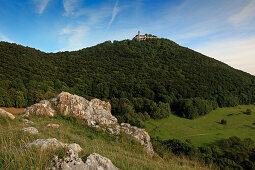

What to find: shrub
left=220, top=119, right=227, bottom=125
left=246, top=109, right=252, bottom=115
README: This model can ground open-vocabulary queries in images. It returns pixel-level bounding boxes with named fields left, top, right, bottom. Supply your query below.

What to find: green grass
left=0, top=113, right=209, bottom=170
left=145, top=105, right=255, bottom=146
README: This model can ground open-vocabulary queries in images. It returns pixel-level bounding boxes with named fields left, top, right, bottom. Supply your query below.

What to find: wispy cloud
left=229, top=0, right=255, bottom=25
left=0, top=33, right=11, bottom=42
left=58, top=2, right=117, bottom=51
left=106, top=0, right=120, bottom=31
left=59, top=24, right=89, bottom=51
left=63, top=0, right=81, bottom=15
left=33, top=0, right=50, bottom=14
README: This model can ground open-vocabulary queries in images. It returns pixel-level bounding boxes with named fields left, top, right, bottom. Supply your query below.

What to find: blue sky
left=0, top=0, right=255, bottom=75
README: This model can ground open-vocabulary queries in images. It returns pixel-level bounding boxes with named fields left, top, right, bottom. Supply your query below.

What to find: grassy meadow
left=145, top=104, right=255, bottom=146
left=0, top=111, right=209, bottom=170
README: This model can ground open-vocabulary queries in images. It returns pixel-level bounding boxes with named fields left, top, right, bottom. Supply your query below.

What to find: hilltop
left=1, top=39, right=255, bottom=126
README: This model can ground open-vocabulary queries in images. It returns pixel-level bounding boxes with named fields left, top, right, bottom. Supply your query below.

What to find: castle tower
left=138, top=31, right=140, bottom=41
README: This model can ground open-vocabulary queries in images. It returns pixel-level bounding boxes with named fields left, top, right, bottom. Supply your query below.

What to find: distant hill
left=0, top=39, right=255, bottom=125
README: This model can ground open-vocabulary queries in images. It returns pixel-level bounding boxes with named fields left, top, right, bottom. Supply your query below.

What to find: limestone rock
left=47, top=123, right=60, bottom=128
left=52, top=151, right=119, bottom=170
left=23, top=100, right=56, bottom=117
left=23, top=92, right=154, bottom=155
left=22, top=119, right=34, bottom=124
left=52, top=149, right=87, bottom=170
left=85, top=153, right=119, bottom=170
left=23, top=138, right=65, bottom=150
left=22, top=127, right=39, bottom=135
left=0, top=108, right=15, bottom=120
left=67, top=143, right=83, bottom=153
left=54, top=92, right=118, bottom=127
left=120, top=123, right=154, bottom=156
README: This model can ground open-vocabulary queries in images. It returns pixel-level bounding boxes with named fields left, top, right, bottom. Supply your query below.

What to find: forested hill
left=1, top=39, right=255, bottom=125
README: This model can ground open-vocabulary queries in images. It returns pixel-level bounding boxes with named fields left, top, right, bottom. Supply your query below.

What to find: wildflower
left=66, top=151, right=70, bottom=154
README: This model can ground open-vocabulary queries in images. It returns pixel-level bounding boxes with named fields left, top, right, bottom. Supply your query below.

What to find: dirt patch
left=0, top=107, right=25, bottom=114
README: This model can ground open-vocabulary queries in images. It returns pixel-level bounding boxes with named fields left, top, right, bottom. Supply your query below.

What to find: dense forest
left=1, top=39, right=255, bottom=126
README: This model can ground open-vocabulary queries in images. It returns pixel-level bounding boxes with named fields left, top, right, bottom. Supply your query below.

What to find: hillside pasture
left=145, top=105, right=255, bottom=146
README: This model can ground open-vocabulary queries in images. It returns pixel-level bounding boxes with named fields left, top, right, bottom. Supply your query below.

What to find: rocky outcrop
left=23, top=100, right=56, bottom=117
left=0, top=108, right=15, bottom=120
left=120, top=123, right=154, bottom=156
left=23, top=92, right=154, bottom=155
left=23, top=138, right=118, bottom=170
left=53, top=92, right=117, bottom=127
left=52, top=151, right=119, bottom=170
left=22, top=127, right=39, bottom=135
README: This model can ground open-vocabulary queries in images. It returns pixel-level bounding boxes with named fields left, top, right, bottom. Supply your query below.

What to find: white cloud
left=106, top=0, right=120, bottom=30
left=33, top=0, right=50, bottom=14
left=0, top=33, right=11, bottom=42
left=59, top=25, right=89, bottom=51
left=58, top=2, right=117, bottom=51
left=63, top=0, right=81, bottom=15
left=229, top=0, right=255, bottom=25
left=194, top=37, right=255, bottom=75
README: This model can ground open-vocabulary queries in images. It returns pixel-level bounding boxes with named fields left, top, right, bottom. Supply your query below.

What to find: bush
left=220, top=119, right=227, bottom=125
left=246, top=109, right=252, bottom=115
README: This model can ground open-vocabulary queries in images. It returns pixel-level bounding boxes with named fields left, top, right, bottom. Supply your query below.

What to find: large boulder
left=0, top=108, right=15, bottom=120
left=53, top=92, right=117, bottom=127
left=23, top=100, right=56, bottom=117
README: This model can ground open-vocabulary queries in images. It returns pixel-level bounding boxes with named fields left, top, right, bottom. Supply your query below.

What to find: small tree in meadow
left=220, top=119, right=227, bottom=125
left=246, top=109, right=252, bottom=115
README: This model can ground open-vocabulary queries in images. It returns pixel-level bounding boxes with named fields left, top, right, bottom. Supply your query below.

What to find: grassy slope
left=0, top=113, right=208, bottom=170
left=145, top=105, right=255, bottom=146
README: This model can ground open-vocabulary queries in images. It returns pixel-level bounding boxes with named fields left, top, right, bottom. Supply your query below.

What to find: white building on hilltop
left=134, top=31, right=159, bottom=41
